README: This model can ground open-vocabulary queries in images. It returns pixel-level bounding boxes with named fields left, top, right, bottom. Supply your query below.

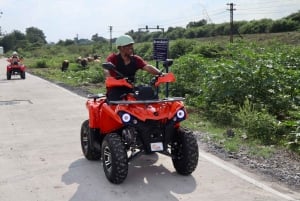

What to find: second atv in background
left=6, top=51, right=26, bottom=80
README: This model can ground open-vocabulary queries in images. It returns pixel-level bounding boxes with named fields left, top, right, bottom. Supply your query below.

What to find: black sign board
left=153, top=38, right=169, bottom=61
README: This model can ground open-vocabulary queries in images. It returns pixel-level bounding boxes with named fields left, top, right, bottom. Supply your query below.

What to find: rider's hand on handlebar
left=157, top=71, right=165, bottom=77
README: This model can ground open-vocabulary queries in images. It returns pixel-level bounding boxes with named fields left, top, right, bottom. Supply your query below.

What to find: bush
left=236, top=99, right=280, bottom=145
left=192, top=43, right=225, bottom=58
left=169, top=54, right=209, bottom=106
left=205, top=101, right=238, bottom=126
left=283, top=120, right=300, bottom=154
left=169, top=39, right=195, bottom=59
left=135, top=42, right=152, bottom=60
left=35, top=60, right=48, bottom=68
left=287, top=127, right=300, bottom=154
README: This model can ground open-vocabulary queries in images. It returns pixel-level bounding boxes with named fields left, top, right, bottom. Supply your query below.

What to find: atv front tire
left=80, top=120, right=101, bottom=160
left=101, top=133, right=128, bottom=184
left=171, top=128, right=199, bottom=175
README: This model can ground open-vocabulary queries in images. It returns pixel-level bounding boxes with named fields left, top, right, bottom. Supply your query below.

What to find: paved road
left=0, top=58, right=299, bottom=201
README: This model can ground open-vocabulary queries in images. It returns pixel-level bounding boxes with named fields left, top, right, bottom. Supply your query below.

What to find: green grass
left=183, top=109, right=277, bottom=157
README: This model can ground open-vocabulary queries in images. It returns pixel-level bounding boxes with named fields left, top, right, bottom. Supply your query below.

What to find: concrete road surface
left=0, top=58, right=299, bottom=201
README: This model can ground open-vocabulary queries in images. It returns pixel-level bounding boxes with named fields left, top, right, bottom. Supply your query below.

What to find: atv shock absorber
left=122, top=127, right=137, bottom=145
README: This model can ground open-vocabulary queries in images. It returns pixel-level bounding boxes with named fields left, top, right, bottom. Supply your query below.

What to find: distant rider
left=8, top=51, right=21, bottom=65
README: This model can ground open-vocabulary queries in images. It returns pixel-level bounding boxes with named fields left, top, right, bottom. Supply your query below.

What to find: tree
left=270, top=19, right=298, bottom=33
left=57, top=39, right=75, bottom=46
left=91, top=33, right=107, bottom=43
left=186, top=19, right=207, bottom=28
left=26, top=27, right=47, bottom=45
left=0, top=30, right=26, bottom=52
left=166, top=27, right=186, bottom=40
left=239, top=19, right=273, bottom=34
left=285, top=11, right=300, bottom=23
left=184, top=28, right=197, bottom=38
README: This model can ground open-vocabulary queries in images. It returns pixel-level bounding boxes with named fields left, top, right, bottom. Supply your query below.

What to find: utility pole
left=109, top=26, right=113, bottom=50
left=75, top=34, right=79, bottom=44
left=227, top=3, right=236, bottom=43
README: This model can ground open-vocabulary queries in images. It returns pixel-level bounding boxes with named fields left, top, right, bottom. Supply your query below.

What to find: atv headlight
left=121, top=113, right=131, bottom=123
left=173, top=109, right=186, bottom=122
left=119, top=112, right=138, bottom=125
left=177, top=109, right=185, bottom=119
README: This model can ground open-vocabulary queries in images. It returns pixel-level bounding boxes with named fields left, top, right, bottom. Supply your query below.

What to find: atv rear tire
left=101, top=133, right=128, bottom=184
left=21, top=71, right=26, bottom=79
left=7, top=72, right=11, bottom=80
left=80, top=120, right=101, bottom=160
left=171, top=128, right=198, bottom=175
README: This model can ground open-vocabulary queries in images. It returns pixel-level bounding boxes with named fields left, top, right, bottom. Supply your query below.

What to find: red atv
left=6, top=58, right=26, bottom=80
left=80, top=60, right=199, bottom=184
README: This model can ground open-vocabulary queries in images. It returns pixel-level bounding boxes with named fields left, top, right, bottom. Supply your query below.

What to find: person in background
left=8, top=51, right=21, bottom=65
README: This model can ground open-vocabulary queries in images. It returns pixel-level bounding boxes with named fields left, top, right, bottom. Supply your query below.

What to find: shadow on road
left=0, top=77, right=23, bottom=81
left=62, top=154, right=197, bottom=201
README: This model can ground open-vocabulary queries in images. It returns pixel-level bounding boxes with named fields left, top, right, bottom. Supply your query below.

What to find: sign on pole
left=153, top=38, right=169, bottom=61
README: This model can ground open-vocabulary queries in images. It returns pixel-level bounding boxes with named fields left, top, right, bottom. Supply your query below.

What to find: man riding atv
left=8, top=51, right=21, bottom=65
left=6, top=51, right=26, bottom=80
left=105, top=35, right=162, bottom=101
left=80, top=36, right=199, bottom=184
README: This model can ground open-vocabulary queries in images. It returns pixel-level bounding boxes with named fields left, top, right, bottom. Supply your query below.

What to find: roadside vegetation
left=1, top=12, right=299, bottom=156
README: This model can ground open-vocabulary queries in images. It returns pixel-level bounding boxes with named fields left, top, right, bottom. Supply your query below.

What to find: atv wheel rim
left=82, top=128, right=89, bottom=153
left=82, top=136, right=88, bottom=153
left=103, top=146, right=112, bottom=173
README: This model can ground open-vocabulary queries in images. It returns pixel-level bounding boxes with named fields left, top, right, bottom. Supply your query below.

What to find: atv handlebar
left=102, top=62, right=125, bottom=78
left=105, top=72, right=175, bottom=89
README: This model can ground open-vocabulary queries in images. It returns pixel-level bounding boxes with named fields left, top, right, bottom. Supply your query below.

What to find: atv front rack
left=109, top=97, right=185, bottom=105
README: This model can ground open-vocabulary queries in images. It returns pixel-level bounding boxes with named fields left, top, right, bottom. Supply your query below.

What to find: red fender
left=98, top=103, right=123, bottom=133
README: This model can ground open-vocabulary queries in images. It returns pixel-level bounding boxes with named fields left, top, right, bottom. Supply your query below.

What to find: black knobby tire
left=21, top=71, right=26, bottom=79
left=7, top=72, right=11, bottom=80
left=171, top=128, right=199, bottom=175
left=101, top=133, right=128, bottom=184
left=80, top=120, right=101, bottom=160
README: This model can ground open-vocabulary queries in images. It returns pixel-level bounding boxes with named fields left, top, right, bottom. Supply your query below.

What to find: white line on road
left=199, top=149, right=298, bottom=201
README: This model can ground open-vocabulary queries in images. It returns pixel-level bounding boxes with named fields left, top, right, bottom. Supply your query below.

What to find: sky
left=0, top=0, right=299, bottom=43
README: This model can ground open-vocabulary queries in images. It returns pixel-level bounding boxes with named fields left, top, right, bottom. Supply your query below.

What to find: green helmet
left=115, top=35, right=134, bottom=47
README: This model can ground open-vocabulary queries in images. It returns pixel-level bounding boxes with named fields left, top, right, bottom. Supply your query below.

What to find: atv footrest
left=87, top=93, right=106, bottom=100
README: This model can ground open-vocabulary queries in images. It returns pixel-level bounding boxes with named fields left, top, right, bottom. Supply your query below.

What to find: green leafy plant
left=35, top=59, right=48, bottom=68
left=236, top=99, right=280, bottom=145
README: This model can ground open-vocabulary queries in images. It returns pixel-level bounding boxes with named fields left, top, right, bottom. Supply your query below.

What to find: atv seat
left=134, top=86, right=158, bottom=100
